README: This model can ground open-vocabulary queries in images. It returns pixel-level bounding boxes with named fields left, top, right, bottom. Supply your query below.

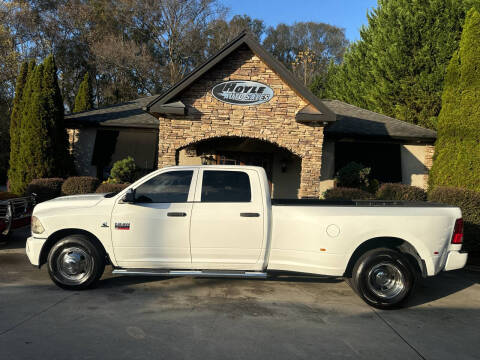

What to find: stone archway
left=158, top=127, right=324, bottom=198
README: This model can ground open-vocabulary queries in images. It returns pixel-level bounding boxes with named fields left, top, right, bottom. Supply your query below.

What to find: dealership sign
left=211, top=81, right=274, bottom=105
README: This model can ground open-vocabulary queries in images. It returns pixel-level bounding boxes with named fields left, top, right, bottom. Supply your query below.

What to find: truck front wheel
left=350, top=248, right=415, bottom=309
left=47, top=234, right=105, bottom=290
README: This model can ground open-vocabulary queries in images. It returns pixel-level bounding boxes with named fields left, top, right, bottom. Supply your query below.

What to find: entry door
left=111, top=170, right=196, bottom=268
left=190, top=169, right=264, bottom=267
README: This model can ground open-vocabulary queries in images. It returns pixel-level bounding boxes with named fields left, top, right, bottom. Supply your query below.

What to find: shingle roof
left=323, top=100, right=436, bottom=142
left=65, top=96, right=159, bottom=129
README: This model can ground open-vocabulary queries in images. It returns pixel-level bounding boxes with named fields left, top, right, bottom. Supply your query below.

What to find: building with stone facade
left=66, top=31, right=436, bottom=198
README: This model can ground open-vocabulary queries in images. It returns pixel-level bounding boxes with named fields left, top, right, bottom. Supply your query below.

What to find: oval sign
left=211, top=80, right=274, bottom=106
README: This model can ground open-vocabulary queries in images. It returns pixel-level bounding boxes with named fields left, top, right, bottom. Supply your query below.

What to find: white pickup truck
left=26, top=165, right=467, bottom=308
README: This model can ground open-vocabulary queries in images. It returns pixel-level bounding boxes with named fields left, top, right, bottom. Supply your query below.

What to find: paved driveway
left=1, top=228, right=479, bottom=360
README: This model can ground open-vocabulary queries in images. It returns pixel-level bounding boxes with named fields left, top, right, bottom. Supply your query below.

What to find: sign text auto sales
left=211, top=80, right=274, bottom=105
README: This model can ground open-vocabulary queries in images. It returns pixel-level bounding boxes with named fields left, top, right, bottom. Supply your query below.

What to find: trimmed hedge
left=0, top=192, right=19, bottom=201
left=61, top=177, right=99, bottom=195
left=323, top=187, right=374, bottom=200
left=26, top=178, right=64, bottom=202
left=96, top=183, right=130, bottom=194
left=376, top=183, right=427, bottom=201
left=428, top=186, right=480, bottom=253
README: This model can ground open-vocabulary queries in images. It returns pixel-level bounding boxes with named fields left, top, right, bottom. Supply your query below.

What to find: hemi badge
left=115, top=222, right=130, bottom=230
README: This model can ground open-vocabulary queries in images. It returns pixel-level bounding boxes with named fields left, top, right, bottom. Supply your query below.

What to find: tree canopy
left=429, top=8, right=480, bottom=191
left=318, top=0, right=480, bottom=129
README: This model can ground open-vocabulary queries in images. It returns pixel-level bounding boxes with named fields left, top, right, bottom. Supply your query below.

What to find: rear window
left=201, top=171, right=251, bottom=202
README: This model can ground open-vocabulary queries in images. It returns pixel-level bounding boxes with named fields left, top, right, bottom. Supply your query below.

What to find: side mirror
left=122, top=188, right=136, bottom=203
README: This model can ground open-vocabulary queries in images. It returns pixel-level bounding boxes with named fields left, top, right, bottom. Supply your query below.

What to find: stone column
left=298, top=139, right=324, bottom=198
left=157, top=117, right=177, bottom=168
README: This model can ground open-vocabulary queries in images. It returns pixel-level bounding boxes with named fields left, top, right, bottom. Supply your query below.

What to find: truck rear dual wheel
left=47, top=234, right=105, bottom=290
left=349, top=248, right=415, bottom=309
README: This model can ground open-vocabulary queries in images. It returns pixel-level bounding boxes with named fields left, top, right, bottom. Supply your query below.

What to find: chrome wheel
left=367, top=262, right=405, bottom=300
left=56, top=247, right=93, bottom=284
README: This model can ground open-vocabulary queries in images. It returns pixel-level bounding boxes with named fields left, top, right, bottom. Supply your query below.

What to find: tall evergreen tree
left=7, top=61, right=29, bottom=193
left=328, top=0, right=480, bottom=129
left=42, top=55, right=70, bottom=176
left=17, top=64, right=54, bottom=193
left=73, top=72, right=94, bottom=113
left=429, top=8, right=480, bottom=191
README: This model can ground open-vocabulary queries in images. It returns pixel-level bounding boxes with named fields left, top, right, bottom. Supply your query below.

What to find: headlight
left=31, top=216, right=45, bottom=234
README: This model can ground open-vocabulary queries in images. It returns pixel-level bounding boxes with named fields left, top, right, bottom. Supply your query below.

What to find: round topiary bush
left=323, top=187, right=374, bottom=200
left=96, top=182, right=130, bottom=194
left=109, top=156, right=136, bottom=183
left=376, top=183, right=427, bottom=201
left=61, top=176, right=99, bottom=195
left=26, top=178, right=64, bottom=202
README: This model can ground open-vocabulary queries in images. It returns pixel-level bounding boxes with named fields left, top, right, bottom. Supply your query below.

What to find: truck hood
left=34, top=194, right=106, bottom=214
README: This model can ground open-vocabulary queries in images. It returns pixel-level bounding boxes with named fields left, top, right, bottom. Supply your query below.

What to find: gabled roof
left=145, top=31, right=336, bottom=123
left=65, top=96, right=159, bottom=129
left=323, top=100, right=437, bottom=142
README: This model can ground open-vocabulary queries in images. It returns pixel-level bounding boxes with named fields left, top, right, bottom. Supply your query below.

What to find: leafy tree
left=263, top=22, right=348, bottom=86
left=73, top=72, right=94, bottom=113
left=7, top=61, right=29, bottom=191
left=328, top=0, right=480, bottom=129
left=429, top=8, right=480, bottom=191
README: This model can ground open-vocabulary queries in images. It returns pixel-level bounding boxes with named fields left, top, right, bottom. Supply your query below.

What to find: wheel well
left=343, top=237, right=426, bottom=278
left=39, top=229, right=109, bottom=267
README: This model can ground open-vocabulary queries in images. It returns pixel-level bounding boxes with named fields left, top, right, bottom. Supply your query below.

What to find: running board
left=112, top=269, right=268, bottom=279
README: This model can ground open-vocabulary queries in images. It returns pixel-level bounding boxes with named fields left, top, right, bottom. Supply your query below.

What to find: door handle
left=240, top=212, right=260, bottom=217
left=167, top=212, right=187, bottom=217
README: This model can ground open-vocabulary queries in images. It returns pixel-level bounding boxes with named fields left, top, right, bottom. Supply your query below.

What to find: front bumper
left=444, top=250, right=468, bottom=271
left=26, top=236, right=47, bottom=267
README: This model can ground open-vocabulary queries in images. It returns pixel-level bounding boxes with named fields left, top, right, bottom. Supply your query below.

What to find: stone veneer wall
left=157, top=45, right=325, bottom=198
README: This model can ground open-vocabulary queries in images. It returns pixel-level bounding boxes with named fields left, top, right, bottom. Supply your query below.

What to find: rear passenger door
left=190, top=169, right=264, bottom=267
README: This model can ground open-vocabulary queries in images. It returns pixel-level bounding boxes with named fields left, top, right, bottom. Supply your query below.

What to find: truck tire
left=350, top=248, right=415, bottom=309
left=47, top=234, right=105, bottom=290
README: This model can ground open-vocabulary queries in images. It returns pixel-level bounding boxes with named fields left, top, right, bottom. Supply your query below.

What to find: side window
left=135, top=171, right=193, bottom=203
left=201, top=171, right=251, bottom=203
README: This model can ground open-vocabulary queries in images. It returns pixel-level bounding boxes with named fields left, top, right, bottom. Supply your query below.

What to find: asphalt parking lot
left=1, top=228, right=479, bottom=360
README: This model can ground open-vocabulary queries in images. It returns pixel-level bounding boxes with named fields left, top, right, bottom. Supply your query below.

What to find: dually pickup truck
left=26, top=166, right=468, bottom=308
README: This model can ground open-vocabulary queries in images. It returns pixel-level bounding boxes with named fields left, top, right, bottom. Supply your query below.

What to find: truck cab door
left=110, top=169, right=197, bottom=268
left=189, top=169, right=265, bottom=268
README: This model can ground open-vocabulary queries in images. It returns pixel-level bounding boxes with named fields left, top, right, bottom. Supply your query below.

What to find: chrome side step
left=112, top=269, right=268, bottom=279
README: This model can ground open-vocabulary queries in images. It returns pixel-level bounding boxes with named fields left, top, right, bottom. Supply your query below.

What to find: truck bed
left=271, top=199, right=454, bottom=207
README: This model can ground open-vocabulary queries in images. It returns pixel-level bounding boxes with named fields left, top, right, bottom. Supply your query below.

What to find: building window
left=335, top=141, right=402, bottom=183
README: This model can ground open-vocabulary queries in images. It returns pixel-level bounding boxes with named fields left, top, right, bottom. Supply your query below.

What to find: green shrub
left=61, top=176, right=99, bottom=195
left=428, top=186, right=480, bottom=253
left=335, top=162, right=376, bottom=192
left=26, top=178, right=64, bottom=202
left=323, top=187, right=374, bottom=200
left=109, top=156, right=136, bottom=183
left=376, top=183, right=427, bottom=201
left=96, top=182, right=130, bottom=194
left=0, top=192, right=19, bottom=201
